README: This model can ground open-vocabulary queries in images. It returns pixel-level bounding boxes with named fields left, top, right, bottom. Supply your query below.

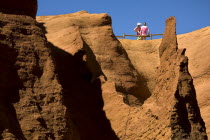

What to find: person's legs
left=137, top=36, right=142, bottom=40
left=142, top=35, right=146, bottom=40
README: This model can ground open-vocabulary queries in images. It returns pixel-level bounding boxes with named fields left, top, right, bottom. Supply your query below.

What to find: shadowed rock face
left=0, top=3, right=119, bottom=140
left=0, top=12, right=63, bottom=139
left=0, top=2, right=208, bottom=140
left=0, top=0, right=37, bottom=18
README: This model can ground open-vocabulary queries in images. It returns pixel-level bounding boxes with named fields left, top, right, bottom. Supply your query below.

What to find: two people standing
left=134, top=22, right=150, bottom=40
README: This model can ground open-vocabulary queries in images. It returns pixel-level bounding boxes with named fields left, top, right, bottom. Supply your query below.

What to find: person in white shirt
left=140, top=22, right=150, bottom=40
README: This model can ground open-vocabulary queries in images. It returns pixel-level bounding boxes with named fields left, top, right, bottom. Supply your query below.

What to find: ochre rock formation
left=0, top=0, right=37, bottom=18
left=177, top=26, right=210, bottom=136
left=0, top=12, right=66, bottom=139
left=119, top=26, right=210, bottom=138
left=0, top=7, right=118, bottom=140
left=0, top=1, right=209, bottom=139
left=156, top=17, right=206, bottom=139
left=37, top=11, right=150, bottom=105
left=120, top=26, right=210, bottom=138
left=102, top=17, right=208, bottom=139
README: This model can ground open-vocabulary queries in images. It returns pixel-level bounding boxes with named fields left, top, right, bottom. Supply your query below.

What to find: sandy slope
left=119, top=39, right=161, bottom=93
left=120, top=26, right=210, bottom=136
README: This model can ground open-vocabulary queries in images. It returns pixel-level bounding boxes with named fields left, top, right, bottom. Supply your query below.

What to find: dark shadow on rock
left=0, top=40, right=26, bottom=139
left=82, top=40, right=108, bottom=82
left=37, top=22, right=47, bottom=34
left=118, top=44, right=152, bottom=106
left=0, top=0, right=37, bottom=18
left=48, top=42, right=119, bottom=140
left=38, top=22, right=119, bottom=140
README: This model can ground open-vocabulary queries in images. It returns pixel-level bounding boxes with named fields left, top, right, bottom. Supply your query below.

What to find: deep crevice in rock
left=47, top=40, right=119, bottom=140
left=117, top=43, right=152, bottom=106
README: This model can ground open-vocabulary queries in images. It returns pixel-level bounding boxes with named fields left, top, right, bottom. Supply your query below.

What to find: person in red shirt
left=134, top=22, right=142, bottom=40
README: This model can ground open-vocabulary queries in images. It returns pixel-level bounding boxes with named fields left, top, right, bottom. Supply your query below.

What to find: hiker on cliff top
left=140, top=22, right=150, bottom=40
left=134, top=22, right=142, bottom=40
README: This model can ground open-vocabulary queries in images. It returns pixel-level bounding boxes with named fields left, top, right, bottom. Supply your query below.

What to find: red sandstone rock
left=0, top=2, right=209, bottom=139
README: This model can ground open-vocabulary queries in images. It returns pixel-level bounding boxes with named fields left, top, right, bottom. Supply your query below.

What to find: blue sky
left=37, top=0, right=210, bottom=40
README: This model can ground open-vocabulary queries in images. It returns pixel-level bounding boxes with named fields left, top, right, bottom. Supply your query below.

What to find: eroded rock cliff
left=0, top=3, right=118, bottom=140
left=37, top=11, right=150, bottom=105
left=156, top=17, right=207, bottom=139
left=102, top=17, right=207, bottom=139
left=0, top=1, right=208, bottom=140
left=120, top=26, right=210, bottom=138
left=177, top=27, right=210, bottom=136
left=0, top=12, right=67, bottom=140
